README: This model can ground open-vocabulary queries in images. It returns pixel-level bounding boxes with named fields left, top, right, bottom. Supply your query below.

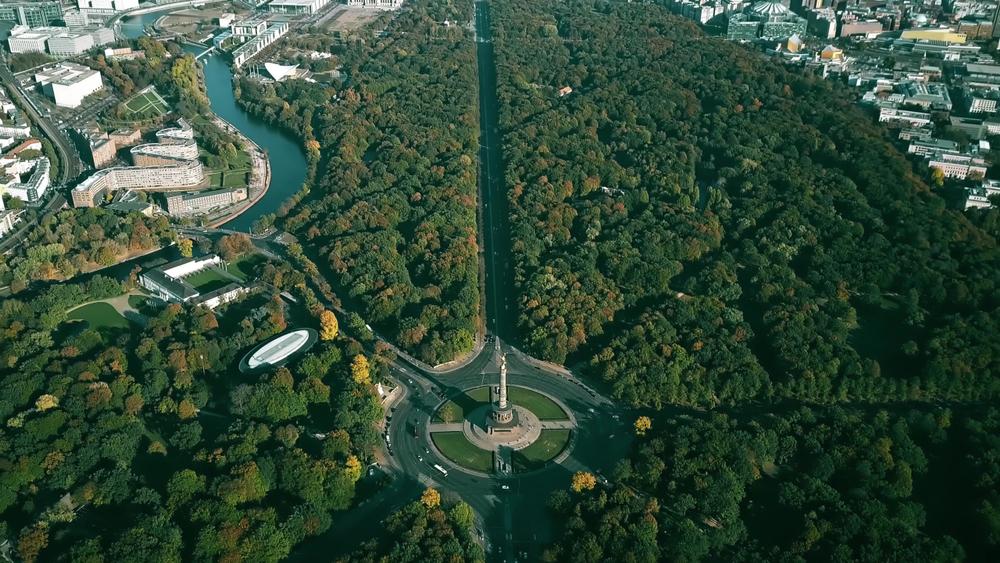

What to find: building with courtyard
left=139, top=254, right=250, bottom=310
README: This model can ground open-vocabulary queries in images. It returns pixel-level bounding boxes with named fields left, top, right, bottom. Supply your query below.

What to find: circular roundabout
left=428, top=384, right=576, bottom=475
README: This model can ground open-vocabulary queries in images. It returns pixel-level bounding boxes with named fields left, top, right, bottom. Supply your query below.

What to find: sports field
left=184, top=268, right=232, bottom=293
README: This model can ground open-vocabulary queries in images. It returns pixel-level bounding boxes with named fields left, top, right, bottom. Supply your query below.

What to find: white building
left=8, top=30, right=51, bottom=53
left=232, top=16, right=268, bottom=38
left=34, top=62, right=104, bottom=108
left=139, top=254, right=249, bottom=310
left=878, top=107, right=932, bottom=128
left=3, top=157, right=50, bottom=203
left=76, top=0, right=139, bottom=12
left=71, top=160, right=205, bottom=206
left=268, top=0, right=329, bottom=14
left=928, top=152, right=987, bottom=180
left=0, top=193, right=17, bottom=238
left=164, top=186, right=248, bottom=217
left=965, top=179, right=1000, bottom=209
left=232, top=22, right=290, bottom=68
left=346, top=0, right=404, bottom=9
left=46, top=30, right=94, bottom=56
left=969, top=97, right=997, bottom=114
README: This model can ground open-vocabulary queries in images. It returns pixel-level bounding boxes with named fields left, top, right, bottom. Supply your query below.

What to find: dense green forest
left=491, top=0, right=1000, bottom=406
left=0, top=261, right=384, bottom=561
left=0, top=208, right=176, bottom=291
left=544, top=406, right=1000, bottom=562
left=236, top=0, right=481, bottom=365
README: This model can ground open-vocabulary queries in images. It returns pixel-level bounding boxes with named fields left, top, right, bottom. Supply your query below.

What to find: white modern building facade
left=34, top=62, right=104, bottom=108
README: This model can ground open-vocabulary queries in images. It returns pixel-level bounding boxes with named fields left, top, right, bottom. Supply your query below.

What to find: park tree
left=35, top=394, right=58, bottom=411
left=571, top=471, right=597, bottom=493
left=351, top=354, right=371, bottom=385
left=635, top=416, right=652, bottom=436
left=320, top=309, right=339, bottom=341
left=177, top=238, right=193, bottom=258
left=421, top=487, right=441, bottom=509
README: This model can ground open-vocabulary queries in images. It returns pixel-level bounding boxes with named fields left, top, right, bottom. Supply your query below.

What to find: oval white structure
left=240, top=328, right=318, bottom=373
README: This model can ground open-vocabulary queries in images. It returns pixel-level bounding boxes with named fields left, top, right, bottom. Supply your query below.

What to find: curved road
left=289, top=337, right=630, bottom=562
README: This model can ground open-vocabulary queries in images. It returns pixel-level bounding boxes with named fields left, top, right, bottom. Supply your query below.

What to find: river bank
left=202, top=115, right=271, bottom=229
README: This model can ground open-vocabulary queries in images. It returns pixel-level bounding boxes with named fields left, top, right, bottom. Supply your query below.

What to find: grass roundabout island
left=429, top=385, right=573, bottom=474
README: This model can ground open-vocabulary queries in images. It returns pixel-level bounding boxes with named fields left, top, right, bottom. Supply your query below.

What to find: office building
left=164, top=186, right=248, bottom=217
left=966, top=179, right=1000, bottom=209
left=76, top=0, right=139, bottom=11
left=232, top=15, right=268, bottom=38
left=0, top=1, right=62, bottom=27
left=879, top=107, right=932, bottom=128
left=34, top=62, right=104, bottom=108
left=0, top=193, right=18, bottom=238
left=928, top=152, right=987, bottom=179
left=232, top=22, right=289, bottom=68
left=8, top=29, right=50, bottom=53
left=727, top=2, right=807, bottom=41
left=267, top=0, right=329, bottom=14
left=46, top=30, right=95, bottom=56
left=3, top=157, right=50, bottom=203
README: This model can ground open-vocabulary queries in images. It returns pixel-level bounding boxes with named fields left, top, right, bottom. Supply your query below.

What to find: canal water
left=121, top=15, right=308, bottom=232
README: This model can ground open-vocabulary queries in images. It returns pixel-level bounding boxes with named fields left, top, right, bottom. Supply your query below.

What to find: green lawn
left=184, top=268, right=232, bottom=293
left=67, top=302, right=129, bottom=330
left=228, top=254, right=263, bottom=281
left=433, top=386, right=490, bottom=423
left=431, top=432, right=494, bottom=473
left=509, top=387, right=568, bottom=420
left=120, top=88, right=169, bottom=118
left=512, top=429, right=571, bottom=471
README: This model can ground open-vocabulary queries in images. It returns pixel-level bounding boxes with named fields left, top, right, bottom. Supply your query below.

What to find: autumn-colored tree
left=351, top=354, right=371, bottom=385
left=345, top=455, right=363, bottom=482
left=634, top=416, right=652, bottom=436
left=571, top=471, right=597, bottom=493
left=148, top=441, right=167, bottom=455
left=177, top=399, right=198, bottom=420
left=35, top=394, right=58, bottom=411
left=178, top=238, right=193, bottom=258
left=421, top=487, right=441, bottom=509
left=320, top=309, right=339, bottom=341
left=124, top=393, right=144, bottom=416
left=18, top=523, right=49, bottom=563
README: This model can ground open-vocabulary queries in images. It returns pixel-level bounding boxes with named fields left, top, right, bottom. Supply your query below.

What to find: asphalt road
left=0, top=61, right=82, bottom=184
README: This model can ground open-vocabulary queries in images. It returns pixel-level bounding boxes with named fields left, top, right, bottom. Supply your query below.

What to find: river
left=121, top=14, right=308, bottom=232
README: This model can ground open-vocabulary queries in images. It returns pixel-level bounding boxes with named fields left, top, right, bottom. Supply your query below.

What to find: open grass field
left=509, top=387, right=568, bottom=420
left=184, top=268, right=232, bottom=293
left=205, top=148, right=251, bottom=189
left=433, top=386, right=490, bottom=423
left=431, top=432, right=494, bottom=473
left=120, top=87, right=169, bottom=119
left=67, top=302, right=129, bottom=330
left=513, top=429, right=571, bottom=471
